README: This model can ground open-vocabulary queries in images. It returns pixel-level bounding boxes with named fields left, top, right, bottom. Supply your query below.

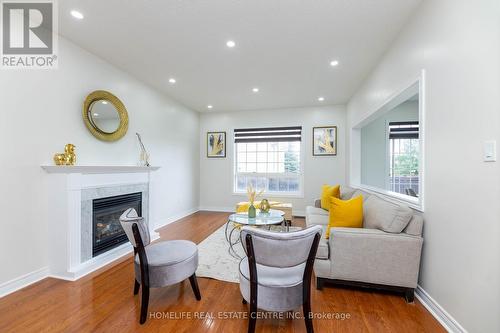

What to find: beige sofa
left=306, top=186, right=423, bottom=302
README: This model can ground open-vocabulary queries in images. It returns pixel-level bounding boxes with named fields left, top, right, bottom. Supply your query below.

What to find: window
left=389, top=122, right=419, bottom=197
left=234, top=126, right=302, bottom=196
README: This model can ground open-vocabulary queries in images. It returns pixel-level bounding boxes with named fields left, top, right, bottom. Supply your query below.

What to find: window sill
left=351, top=184, right=423, bottom=212
left=232, top=192, right=304, bottom=199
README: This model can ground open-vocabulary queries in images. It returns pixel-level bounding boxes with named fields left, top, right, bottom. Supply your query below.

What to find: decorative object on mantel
left=53, top=144, right=76, bottom=165
left=313, top=126, right=337, bottom=156
left=136, top=133, right=150, bottom=167
left=82, top=90, right=129, bottom=142
left=207, top=131, right=226, bottom=158
left=259, top=199, right=271, bottom=213
left=246, top=183, right=264, bottom=218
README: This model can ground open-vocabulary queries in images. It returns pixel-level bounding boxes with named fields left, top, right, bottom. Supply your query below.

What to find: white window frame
left=232, top=139, right=305, bottom=198
left=349, top=71, right=425, bottom=211
left=387, top=122, right=420, bottom=196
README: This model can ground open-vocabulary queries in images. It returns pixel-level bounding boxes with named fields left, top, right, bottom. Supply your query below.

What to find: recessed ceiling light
left=70, top=10, right=84, bottom=20
left=168, top=78, right=176, bottom=84
left=252, top=88, right=259, bottom=93
left=207, top=105, right=213, bottom=109
left=318, top=97, right=325, bottom=102
left=226, top=40, right=236, bottom=48
left=330, top=60, right=339, bottom=67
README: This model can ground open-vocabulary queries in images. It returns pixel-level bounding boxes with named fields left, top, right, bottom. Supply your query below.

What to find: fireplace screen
left=92, top=192, right=142, bottom=257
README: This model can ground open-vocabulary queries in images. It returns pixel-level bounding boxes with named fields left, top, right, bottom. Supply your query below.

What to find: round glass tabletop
left=228, top=209, right=285, bottom=226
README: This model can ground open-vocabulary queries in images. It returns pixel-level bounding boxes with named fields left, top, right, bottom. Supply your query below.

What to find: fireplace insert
left=92, top=192, right=142, bottom=257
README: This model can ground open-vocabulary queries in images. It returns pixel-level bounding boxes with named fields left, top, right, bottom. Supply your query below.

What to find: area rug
left=196, top=224, right=301, bottom=283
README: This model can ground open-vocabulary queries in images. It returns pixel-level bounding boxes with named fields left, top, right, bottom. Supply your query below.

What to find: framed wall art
left=313, top=126, right=337, bottom=156
left=207, top=131, right=226, bottom=158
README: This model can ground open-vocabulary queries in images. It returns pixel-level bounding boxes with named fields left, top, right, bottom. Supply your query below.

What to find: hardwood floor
left=0, top=211, right=445, bottom=332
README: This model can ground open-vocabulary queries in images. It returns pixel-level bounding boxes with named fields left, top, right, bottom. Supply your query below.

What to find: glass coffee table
left=225, top=209, right=285, bottom=259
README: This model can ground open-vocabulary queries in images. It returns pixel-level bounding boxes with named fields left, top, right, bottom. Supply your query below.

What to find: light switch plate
left=484, top=140, right=496, bottom=162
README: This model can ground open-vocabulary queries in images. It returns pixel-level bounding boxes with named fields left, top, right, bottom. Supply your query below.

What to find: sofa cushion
left=363, top=196, right=413, bottom=233
left=352, top=189, right=370, bottom=201
left=306, top=205, right=328, bottom=216
left=316, top=237, right=329, bottom=259
left=404, top=214, right=424, bottom=236
left=306, top=212, right=329, bottom=226
left=340, top=189, right=355, bottom=200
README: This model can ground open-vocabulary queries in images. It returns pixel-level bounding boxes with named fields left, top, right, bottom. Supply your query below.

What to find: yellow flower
left=246, top=183, right=264, bottom=205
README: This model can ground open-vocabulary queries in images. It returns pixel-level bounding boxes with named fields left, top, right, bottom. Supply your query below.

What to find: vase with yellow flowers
left=247, top=183, right=264, bottom=218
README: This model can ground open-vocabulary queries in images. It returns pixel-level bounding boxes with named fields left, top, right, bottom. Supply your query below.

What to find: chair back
left=119, top=208, right=150, bottom=247
left=405, top=188, right=418, bottom=197
left=240, top=225, right=322, bottom=268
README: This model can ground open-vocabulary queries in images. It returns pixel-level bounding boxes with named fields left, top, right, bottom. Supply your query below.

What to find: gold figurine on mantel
left=53, top=144, right=76, bottom=166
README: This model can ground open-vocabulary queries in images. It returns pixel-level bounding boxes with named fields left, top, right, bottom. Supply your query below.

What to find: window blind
left=389, top=121, right=419, bottom=139
left=234, top=126, right=302, bottom=143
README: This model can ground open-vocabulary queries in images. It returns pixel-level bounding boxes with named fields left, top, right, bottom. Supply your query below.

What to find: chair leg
left=133, top=279, right=140, bottom=295
left=303, top=299, right=314, bottom=333
left=189, top=273, right=202, bottom=301
left=246, top=233, right=258, bottom=333
left=139, top=284, right=149, bottom=324
left=248, top=299, right=257, bottom=333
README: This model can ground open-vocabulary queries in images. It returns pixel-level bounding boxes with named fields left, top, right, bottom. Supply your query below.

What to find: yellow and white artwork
left=313, top=126, right=337, bottom=156
left=207, top=132, right=226, bottom=158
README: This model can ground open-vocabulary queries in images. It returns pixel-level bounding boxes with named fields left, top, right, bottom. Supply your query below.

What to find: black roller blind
left=389, top=121, right=419, bottom=139
left=234, top=126, right=302, bottom=143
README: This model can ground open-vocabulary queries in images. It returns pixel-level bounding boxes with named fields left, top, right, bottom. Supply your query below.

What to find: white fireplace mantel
left=41, top=165, right=160, bottom=174
left=42, top=165, right=160, bottom=281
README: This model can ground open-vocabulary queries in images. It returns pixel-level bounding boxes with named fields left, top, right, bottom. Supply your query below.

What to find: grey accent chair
left=119, top=208, right=201, bottom=324
left=239, top=225, right=323, bottom=333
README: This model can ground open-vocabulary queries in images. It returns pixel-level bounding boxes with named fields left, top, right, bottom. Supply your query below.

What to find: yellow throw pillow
left=320, top=184, right=340, bottom=211
left=326, top=195, right=363, bottom=238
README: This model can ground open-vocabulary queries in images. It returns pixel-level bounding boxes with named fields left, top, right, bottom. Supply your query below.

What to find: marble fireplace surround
left=42, top=166, right=160, bottom=281
left=80, top=183, right=149, bottom=262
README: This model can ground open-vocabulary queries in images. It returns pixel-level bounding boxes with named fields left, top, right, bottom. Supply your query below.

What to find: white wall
left=0, top=38, right=200, bottom=286
left=346, top=0, right=500, bottom=332
left=199, top=106, right=346, bottom=214
left=361, top=100, right=418, bottom=189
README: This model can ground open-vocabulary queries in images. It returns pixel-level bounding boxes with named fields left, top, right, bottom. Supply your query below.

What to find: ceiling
left=58, top=0, right=421, bottom=112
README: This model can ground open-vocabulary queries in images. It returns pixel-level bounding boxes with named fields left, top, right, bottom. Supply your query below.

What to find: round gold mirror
left=83, top=90, right=128, bottom=141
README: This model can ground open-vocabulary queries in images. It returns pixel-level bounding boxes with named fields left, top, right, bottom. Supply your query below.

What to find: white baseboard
left=0, top=208, right=199, bottom=298
left=0, top=266, right=50, bottom=298
left=198, top=206, right=235, bottom=213
left=68, top=243, right=134, bottom=281
left=415, top=285, right=467, bottom=333
left=154, top=207, right=200, bottom=230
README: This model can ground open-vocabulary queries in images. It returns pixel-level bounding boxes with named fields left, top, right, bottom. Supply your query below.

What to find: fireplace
left=92, top=192, right=142, bottom=257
